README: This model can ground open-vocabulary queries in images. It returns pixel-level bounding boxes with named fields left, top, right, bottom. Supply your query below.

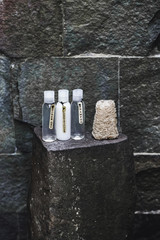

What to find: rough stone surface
left=63, top=0, right=160, bottom=56
left=135, top=155, right=160, bottom=211
left=11, top=58, right=118, bottom=131
left=0, top=55, right=15, bottom=153
left=10, top=61, right=22, bottom=120
left=120, top=58, right=160, bottom=152
left=30, top=127, right=135, bottom=240
left=0, top=154, right=32, bottom=212
left=136, top=167, right=160, bottom=211
left=0, top=0, right=63, bottom=58
left=135, top=155, right=160, bottom=174
left=92, top=100, right=119, bottom=140
left=15, top=120, right=33, bottom=153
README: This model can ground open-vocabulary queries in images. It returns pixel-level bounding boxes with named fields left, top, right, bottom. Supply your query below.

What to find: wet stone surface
left=30, top=127, right=135, bottom=240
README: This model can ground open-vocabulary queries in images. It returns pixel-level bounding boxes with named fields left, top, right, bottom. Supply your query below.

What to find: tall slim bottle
left=56, top=89, right=71, bottom=140
left=42, top=90, right=56, bottom=142
left=71, top=89, right=85, bottom=140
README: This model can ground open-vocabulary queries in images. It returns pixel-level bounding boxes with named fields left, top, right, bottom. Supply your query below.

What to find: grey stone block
left=0, top=154, right=32, bottom=212
left=0, top=55, right=15, bottom=153
left=30, top=127, right=135, bottom=240
left=120, top=58, right=160, bottom=152
left=135, top=155, right=160, bottom=211
left=0, top=0, right=63, bottom=58
left=12, top=57, right=118, bottom=130
left=62, top=0, right=160, bottom=56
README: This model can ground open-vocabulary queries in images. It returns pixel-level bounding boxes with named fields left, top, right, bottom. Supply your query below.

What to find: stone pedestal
left=30, top=127, right=135, bottom=240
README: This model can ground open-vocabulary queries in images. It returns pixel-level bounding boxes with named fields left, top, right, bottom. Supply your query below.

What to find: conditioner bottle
left=71, top=89, right=85, bottom=140
left=56, top=89, right=71, bottom=140
left=42, top=90, right=56, bottom=142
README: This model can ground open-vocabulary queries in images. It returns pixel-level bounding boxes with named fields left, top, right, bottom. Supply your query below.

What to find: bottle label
left=49, top=104, right=55, bottom=129
left=62, top=105, right=66, bottom=133
left=78, top=102, right=83, bottom=124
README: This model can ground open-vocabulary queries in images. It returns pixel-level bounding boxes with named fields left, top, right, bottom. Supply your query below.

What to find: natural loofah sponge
left=92, top=100, right=119, bottom=140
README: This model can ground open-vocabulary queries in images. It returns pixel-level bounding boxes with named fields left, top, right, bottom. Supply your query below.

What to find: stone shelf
left=30, top=127, right=136, bottom=240
left=34, top=127, right=128, bottom=151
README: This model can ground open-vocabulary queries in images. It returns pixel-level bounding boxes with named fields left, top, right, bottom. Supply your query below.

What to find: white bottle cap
left=58, top=89, right=69, bottom=102
left=44, top=91, right=55, bottom=103
left=72, top=89, right=83, bottom=101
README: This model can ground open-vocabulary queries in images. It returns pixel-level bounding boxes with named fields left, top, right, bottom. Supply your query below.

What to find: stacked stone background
left=0, top=0, right=160, bottom=239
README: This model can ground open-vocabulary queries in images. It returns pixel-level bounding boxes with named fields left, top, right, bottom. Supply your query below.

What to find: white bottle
left=42, top=91, right=56, bottom=142
left=56, top=89, right=71, bottom=140
left=71, top=89, right=85, bottom=140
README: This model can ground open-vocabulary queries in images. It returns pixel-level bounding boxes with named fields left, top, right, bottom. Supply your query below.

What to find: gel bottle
left=42, top=90, right=56, bottom=142
left=71, top=89, right=85, bottom=140
left=56, top=89, right=71, bottom=140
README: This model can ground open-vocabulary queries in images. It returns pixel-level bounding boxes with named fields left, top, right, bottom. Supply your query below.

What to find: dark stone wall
left=11, top=58, right=118, bottom=130
left=0, top=122, right=32, bottom=240
left=30, top=129, right=135, bottom=240
left=0, top=0, right=160, bottom=239
left=62, top=0, right=159, bottom=56
left=135, top=155, right=160, bottom=211
left=120, top=58, right=160, bottom=153
left=0, top=0, right=63, bottom=58
left=0, top=0, right=159, bottom=57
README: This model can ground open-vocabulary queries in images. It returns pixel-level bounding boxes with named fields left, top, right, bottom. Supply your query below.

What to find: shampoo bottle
left=42, top=90, right=56, bottom=142
left=71, top=89, right=85, bottom=140
left=56, top=89, right=71, bottom=140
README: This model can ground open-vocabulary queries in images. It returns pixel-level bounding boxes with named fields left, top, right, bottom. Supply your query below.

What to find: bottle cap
left=72, top=89, right=83, bottom=101
left=44, top=91, right=55, bottom=103
left=58, top=89, right=69, bottom=102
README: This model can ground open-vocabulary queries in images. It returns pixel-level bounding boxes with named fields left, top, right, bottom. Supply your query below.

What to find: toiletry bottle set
left=42, top=89, right=85, bottom=142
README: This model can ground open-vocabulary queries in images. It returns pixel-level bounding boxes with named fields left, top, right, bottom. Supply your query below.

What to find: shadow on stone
left=148, top=10, right=160, bottom=53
